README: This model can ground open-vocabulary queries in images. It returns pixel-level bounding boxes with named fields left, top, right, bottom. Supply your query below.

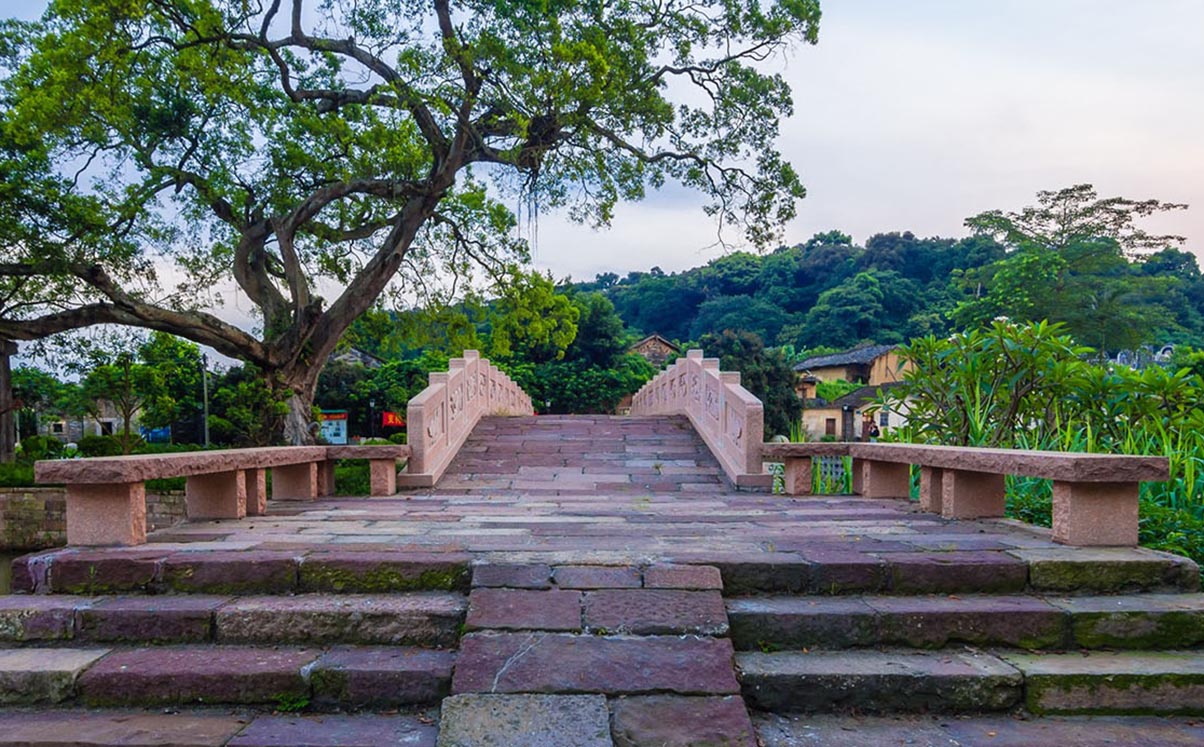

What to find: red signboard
left=319, top=411, right=348, bottom=421
left=381, top=411, right=405, bottom=427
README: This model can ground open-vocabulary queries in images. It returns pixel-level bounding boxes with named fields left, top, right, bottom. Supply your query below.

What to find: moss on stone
left=1073, top=611, right=1204, bottom=649
left=298, top=563, right=469, bottom=593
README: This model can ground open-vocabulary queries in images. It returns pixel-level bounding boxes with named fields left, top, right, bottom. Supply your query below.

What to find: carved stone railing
left=631, top=349, right=771, bottom=488
left=399, top=350, right=534, bottom=488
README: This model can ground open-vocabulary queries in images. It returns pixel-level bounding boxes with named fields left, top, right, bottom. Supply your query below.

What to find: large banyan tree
left=0, top=0, right=820, bottom=443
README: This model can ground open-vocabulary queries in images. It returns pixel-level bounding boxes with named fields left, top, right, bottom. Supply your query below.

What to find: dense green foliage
left=569, top=187, right=1201, bottom=356
left=884, top=320, right=1204, bottom=569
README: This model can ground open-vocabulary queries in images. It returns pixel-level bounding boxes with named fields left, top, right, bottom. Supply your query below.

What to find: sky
left=5, top=0, right=1204, bottom=349
left=528, top=0, right=1204, bottom=280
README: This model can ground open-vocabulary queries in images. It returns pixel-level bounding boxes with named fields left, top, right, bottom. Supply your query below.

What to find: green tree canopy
left=0, top=0, right=821, bottom=442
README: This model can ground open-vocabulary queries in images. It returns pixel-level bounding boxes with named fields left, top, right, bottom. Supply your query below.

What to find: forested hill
left=567, top=230, right=1204, bottom=354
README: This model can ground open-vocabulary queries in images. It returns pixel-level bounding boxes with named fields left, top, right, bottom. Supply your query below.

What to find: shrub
left=0, top=463, right=35, bottom=487
left=78, top=435, right=125, bottom=457
left=388, top=432, right=408, bottom=445
left=17, top=435, right=63, bottom=463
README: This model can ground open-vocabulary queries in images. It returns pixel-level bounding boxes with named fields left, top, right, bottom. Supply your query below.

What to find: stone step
left=1, top=592, right=466, bottom=646
left=0, top=645, right=453, bottom=709
left=665, top=545, right=1199, bottom=595
left=10, top=549, right=472, bottom=595
left=737, top=648, right=1024, bottom=713
left=727, top=593, right=1204, bottom=651
left=466, top=587, right=728, bottom=636
left=1001, top=650, right=1204, bottom=715
left=452, top=632, right=740, bottom=696
left=737, top=648, right=1204, bottom=715
left=0, top=709, right=440, bottom=746
left=754, top=712, right=1204, bottom=746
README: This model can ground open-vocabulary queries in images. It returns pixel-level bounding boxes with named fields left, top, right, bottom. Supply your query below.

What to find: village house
left=628, top=334, right=682, bottom=368
left=793, top=344, right=911, bottom=441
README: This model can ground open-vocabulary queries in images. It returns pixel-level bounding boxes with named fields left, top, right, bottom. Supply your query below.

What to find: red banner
left=381, top=411, right=405, bottom=427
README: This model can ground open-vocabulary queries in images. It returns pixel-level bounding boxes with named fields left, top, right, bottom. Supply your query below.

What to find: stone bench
left=322, top=444, right=410, bottom=498
left=35, top=444, right=411, bottom=547
left=761, top=442, right=1169, bottom=547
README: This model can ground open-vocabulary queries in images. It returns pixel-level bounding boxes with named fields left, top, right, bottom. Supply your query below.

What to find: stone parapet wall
left=0, top=487, right=184, bottom=551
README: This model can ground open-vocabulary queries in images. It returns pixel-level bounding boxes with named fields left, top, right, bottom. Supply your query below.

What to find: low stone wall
left=0, top=487, right=185, bottom=551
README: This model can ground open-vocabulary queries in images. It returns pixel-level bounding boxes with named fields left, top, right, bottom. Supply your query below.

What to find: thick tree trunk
left=278, top=365, right=323, bottom=446
left=0, top=340, right=15, bottom=463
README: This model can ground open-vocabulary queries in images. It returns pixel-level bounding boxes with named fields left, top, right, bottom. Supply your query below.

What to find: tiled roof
left=793, top=343, right=897, bottom=372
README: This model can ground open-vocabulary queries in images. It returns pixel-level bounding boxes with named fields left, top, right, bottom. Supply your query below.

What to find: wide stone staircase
left=0, top=414, right=1202, bottom=745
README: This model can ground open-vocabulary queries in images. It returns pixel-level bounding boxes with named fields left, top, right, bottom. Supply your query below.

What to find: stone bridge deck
left=2, top=415, right=1202, bottom=746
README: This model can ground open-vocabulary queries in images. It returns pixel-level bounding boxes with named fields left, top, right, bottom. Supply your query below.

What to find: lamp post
left=201, top=354, right=210, bottom=447
left=369, top=397, right=376, bottom=439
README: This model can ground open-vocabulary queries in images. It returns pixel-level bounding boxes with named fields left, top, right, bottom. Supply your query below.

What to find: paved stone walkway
left=3, top=414, right=1203, bottom=745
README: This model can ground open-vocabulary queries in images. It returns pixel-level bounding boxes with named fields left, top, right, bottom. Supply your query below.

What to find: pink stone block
left=66, top=482, right=146, bottom=546
left=1052, top=481, right=1139, bottom=546
left=369, top=459, right=397, bottom=497
left=316, top=461, right=337, bottom=497
left=184, top=470, right=246, bottom=520
left=245, top=469, right=267, bottom=517
left=861, top=460, right=910, bottom=499
left=941, top=470, right=1006, bottom=519
left=271, top=463, right=317, bottom=501
left=782, top=458, right=812, bottom=496
left=920, top=467, right=944, bottom=513
left=850, top=458, right=865, bottom=495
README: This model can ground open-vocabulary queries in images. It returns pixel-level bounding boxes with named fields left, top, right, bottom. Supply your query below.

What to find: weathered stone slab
left=1004, top=651, right=1204, bottom=714
left=1014, top=548, right=1200, bottom=593
left=162, top=550, right=301, bottom=594
left=583, top=590, right=728, bottom=636
left=867, top=595, right=1067, bottom=649
left=726, top=597, right=877, bottom=650
left=310, top=647, right=454, bottom=708
left=299, top=551, right=471, bottom=593
left=76, top=595, right=226, bottom=643
left=754, top=713, right=1204, bottom=747
left=737, top=649, right=1022, bottom=713
left=0, top=595, right=90, bottom=641
left=663, top=553, right=810, bottom=594
left=472, top=563, right=553, bottom=589
left=77, top=646, right=317, bottom=706
left=453, top=632, right=739, bottom=695
left=796, top=549, right=885, bottom=594
left=883, top=551, right=1028, bottom=594
left=642, top=564, right=722, bottom=590
left=231, top=714, right=437, bottom=747
left=610, top=695, right=756, bottom=747
left=437, top=694, right=613, bottom=747
left=1051, top=594, right=1204, bottom=649
left=0, top=647, right=110, bottom=704
left=49, top=550, right=166, bottom=593
left=553, top=565, right=641, bottom=589
left=466, top=589, right=582, bottom=632
left=216, top=593, right=465, bottom=646
left=0, top=710, right=247, bottom=746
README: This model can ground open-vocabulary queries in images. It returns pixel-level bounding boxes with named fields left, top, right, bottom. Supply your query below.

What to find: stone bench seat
left=762, top=442, right=1169, bottom=548
left=35, top=445, right=411, bottom=547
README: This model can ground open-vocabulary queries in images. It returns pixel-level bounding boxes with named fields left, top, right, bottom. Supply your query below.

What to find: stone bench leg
left=317, top=460, right=337, bottom=497
left=185, top=470, right=247, bottom=520
left=941, top=470, right=1005, bottom=519
left=1052, top=481, right=1139, bottom=546
left=245, top=469, right=267, bottom=516
left=369, top=459, right=398, bottom=497
left=920, top=467, right=944, bottom=513
left=781, top=457, right=812, bottom=496
left=850, top=458, right=864, bottom=495
left=272, top=463, right=318, bottom=501
left=66, top=482, right=146, bottom=546
left=860, top=460, right=910, bottom=499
